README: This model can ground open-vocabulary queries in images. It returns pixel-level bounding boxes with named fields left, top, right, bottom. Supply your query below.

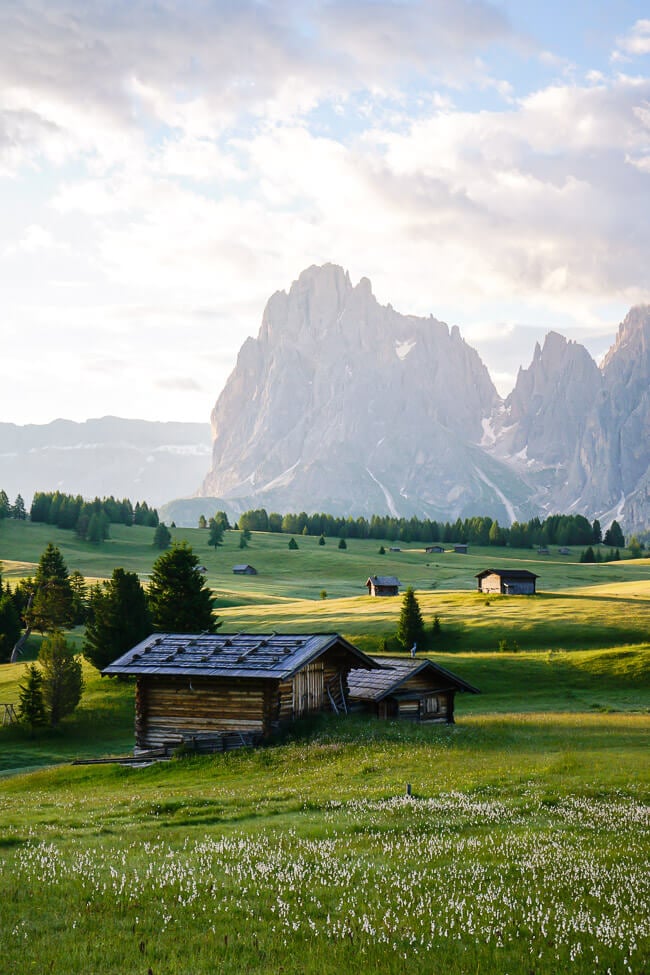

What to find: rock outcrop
left=201, top=266, right=650, bottom=531
left=201, top=264, right=532, bottom=522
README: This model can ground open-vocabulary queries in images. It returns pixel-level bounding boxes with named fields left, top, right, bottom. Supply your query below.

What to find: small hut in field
left=366, top=575, right=400, bottom=596
left=476, top=568, right=538, bottom=595
left=104, top=632, right=380, bottom=752
left=348, top=656, right=479, bottom=723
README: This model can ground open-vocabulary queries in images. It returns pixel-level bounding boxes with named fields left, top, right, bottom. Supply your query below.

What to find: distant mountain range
left=198, top=264, right=650, bottom=533
left=5, top=267, right=650, bottom=533
left=0, top=416, right=211, bottom=509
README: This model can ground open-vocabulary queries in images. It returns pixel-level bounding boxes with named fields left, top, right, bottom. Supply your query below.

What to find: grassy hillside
left=1, top=519, right=649, bottom=973
left=3, top=518, right=650, bottom=653
left=0, top=706, right=648, bottom=974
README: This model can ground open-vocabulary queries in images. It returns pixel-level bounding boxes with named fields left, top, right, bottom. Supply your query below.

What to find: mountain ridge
left=200, top=264, right=650, bottom=532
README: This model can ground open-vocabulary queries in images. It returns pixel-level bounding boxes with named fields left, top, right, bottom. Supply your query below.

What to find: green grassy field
left=1, top=518, right=649, bottom=973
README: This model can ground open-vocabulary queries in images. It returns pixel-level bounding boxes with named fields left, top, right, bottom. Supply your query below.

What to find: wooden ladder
left=325, top=673, right=348, bottom=715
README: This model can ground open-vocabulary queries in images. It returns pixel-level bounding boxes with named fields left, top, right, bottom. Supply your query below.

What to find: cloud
left=0, top=1, right=517, bottom=169
left=614, top=19, right=650, bottom=59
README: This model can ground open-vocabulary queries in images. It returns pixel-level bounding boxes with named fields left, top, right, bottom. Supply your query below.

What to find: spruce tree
left=39, top=631, right=84, bottom=726
left=84, top=568, right=152, bottom=670
left=153, top=523, right=172, bottom=549
left=396, top=587, right=425, bottom=652
left=18, top=663, right=46, bottom=729
left=30, top=543, right=74, bottom=632
left=208, top=518, right=224, bottom=549
left=148, top=542, right=219, bottom=633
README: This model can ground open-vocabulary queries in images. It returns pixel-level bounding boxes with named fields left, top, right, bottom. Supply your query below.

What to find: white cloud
left=0, top=2, right=649, bottom=423
left=614, top=19, right=650, bottom=59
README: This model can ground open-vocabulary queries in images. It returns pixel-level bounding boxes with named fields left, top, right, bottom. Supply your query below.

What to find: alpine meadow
left=0, top=518, right=648, bottom=974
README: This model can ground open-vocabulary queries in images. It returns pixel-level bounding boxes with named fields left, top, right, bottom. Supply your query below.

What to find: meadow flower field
left=1, top=521, right=649, bottom=972
left=2, top=716, right=649, bottom=974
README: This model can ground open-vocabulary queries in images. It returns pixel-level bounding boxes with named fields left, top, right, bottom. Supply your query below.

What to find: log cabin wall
left=135, top=675, right=271, bottom=748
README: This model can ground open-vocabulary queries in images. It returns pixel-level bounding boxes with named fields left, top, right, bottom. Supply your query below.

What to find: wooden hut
left=425, top=545, right=444, bottom=553
left=366, top=575, right=400, bottom=596
left=103, top=632, right=379, bottom=752
left=348, top=656, right=479, bottom=723
left=232, top=564, right=257, bottom=575
left=476, top=568, right=538, bottom=595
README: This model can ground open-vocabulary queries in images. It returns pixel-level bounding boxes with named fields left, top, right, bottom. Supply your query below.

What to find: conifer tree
left=208, top=518, right=224, bottom=549
left=39, top=631, right=84, bottom=726
left=30, top=543, right=74, bottom=632
left=396, top=587, right=425, bottom=652
left=18, top=663, right=46, bottom=729
left=153, top=522, right=172, bottom=549
left=84, top=568, right=152, bottom=670
left=148, top=543, right=219, bottom=633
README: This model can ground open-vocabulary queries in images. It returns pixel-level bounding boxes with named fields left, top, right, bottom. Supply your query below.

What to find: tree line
left=235, top=507, right=627, bottom=548
left=28, top=491, right=159, bottom=543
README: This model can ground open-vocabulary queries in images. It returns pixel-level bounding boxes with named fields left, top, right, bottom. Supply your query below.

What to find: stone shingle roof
left=103, top=632, right=379, bottom=681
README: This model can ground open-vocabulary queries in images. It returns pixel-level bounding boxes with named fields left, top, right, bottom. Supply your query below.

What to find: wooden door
left=292, top=662, right=325, bottom=717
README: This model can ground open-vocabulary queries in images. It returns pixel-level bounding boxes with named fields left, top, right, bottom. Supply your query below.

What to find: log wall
left=135, top=676, right=274, bottom=749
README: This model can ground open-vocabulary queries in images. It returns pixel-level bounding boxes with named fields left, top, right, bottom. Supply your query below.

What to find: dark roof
left=103, top=632, right=380, bottom=681
left=366, top=575, right=400, bottom=587
left=232, top=564, right=256, bottom=572
left=475, top=568, right=538, bottom=580
left=348, top=655, right=480, bottom=701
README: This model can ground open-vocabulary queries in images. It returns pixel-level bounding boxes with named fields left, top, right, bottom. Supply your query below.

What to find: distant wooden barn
left=232, top=564, right=257, bottom=575
left=476, top=568, right=538, bottom=595
left=366, top=575, right=400, bottom=596
left=454, top=543, right=468, bottom=554
left=348, top=656, right=479, bottom=723
left=103, top=633, right=379, bottom=752
left=425, top=545, right=444, bottom=553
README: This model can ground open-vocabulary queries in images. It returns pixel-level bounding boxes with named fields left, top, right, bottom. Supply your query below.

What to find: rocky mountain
left=201, top=264, right=535, bottom=523
left=0, top=416, right=211, bottom=508
left=200, top=265, right=650, bottom=531
left=483, top=306, right=650, bottom=531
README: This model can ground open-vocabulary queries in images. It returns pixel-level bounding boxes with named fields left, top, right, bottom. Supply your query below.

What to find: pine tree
left=208, top=518, right=224, bottom=549
left=84, top=568, right=152, bottom=670
left=153, top=523, right=172, bottom=549
left=39, top=631, right=84, bottom=726
left=603, top=520, right=625, bottom=548
left=318, top=535, right=326, bottom=546
left=338, top=538, right=347, bottom=550
left=148, top=542, right=219, bottom=633
left=11, top=494, right=26, bottom=520
left=288, top=537, right=298, bottom=550
left=29, top=543, right=74, bottom=632
left=18, top=663, right=46, bottom=729
left=396, top=587, right=425, bottom=652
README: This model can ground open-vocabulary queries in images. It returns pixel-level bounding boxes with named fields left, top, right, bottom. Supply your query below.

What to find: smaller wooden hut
left=348, top=656, right=479, bottom=723
left=366, top=575, right=400, bottom=596
left=476, top=568, right=538, bottom=595
left=104, top=632, right=379, bottom=752
left=233, top=564, right=257, bottom=575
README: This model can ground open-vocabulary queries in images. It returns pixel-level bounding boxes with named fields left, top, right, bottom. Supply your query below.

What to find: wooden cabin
left=454, top=543, right=468, bottom=554
left=476, top=568, right=538, bottom=595
left=366, top=575, right=400, bottom=596
left=348, top=656, right=479, bottom=723
left=425, top=545, right=444, bottom=553
left=232, top=564, right=257, bottom=575
left=103, top=633, right=380, bottom=752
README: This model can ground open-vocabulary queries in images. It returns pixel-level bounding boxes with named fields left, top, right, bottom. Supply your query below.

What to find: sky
left=1, top=0, right=649, bottom=426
